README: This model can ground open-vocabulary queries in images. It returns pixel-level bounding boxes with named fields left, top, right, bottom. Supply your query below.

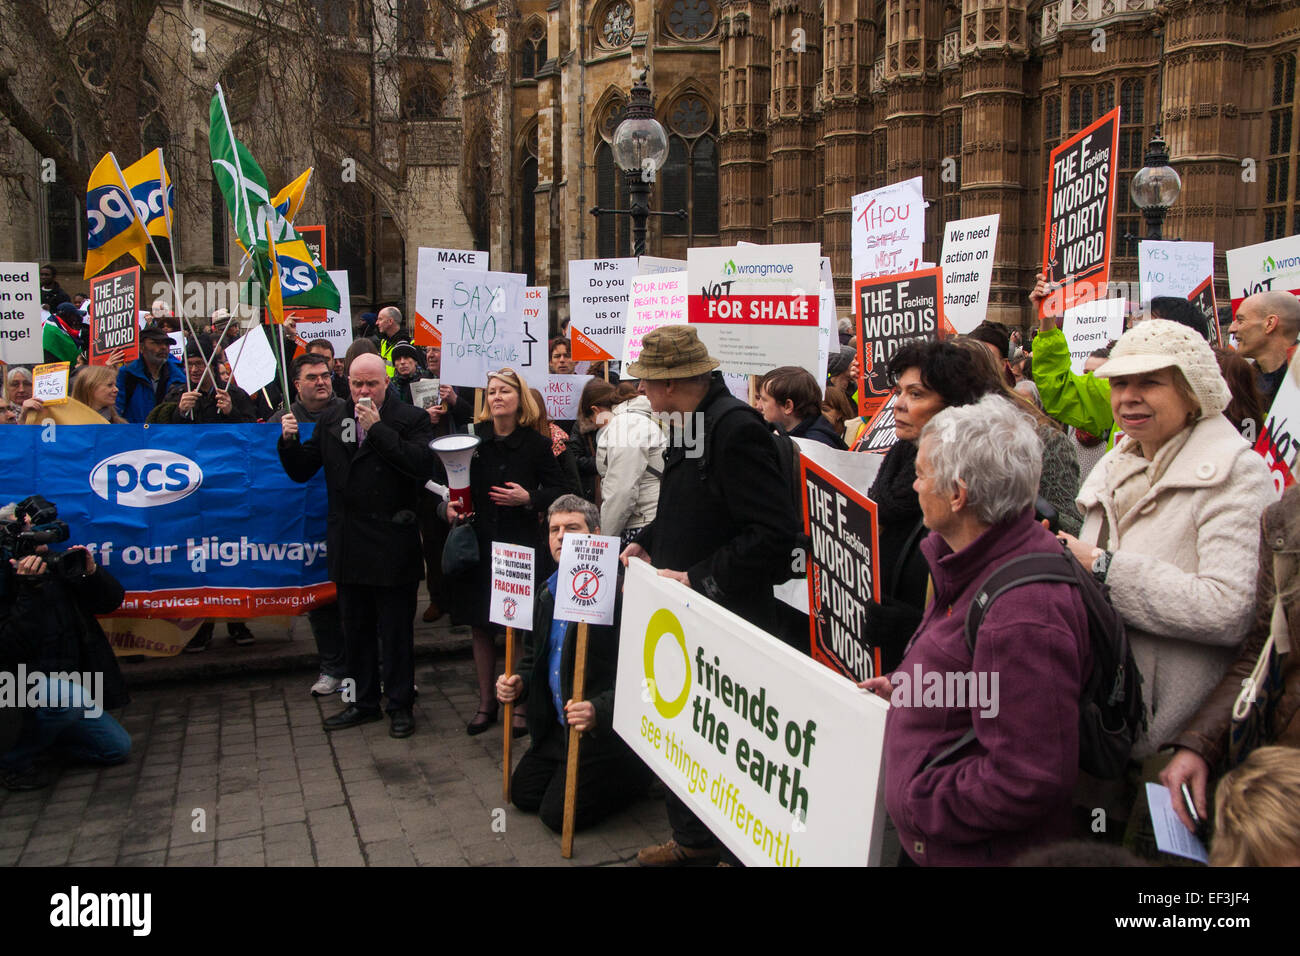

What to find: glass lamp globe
left=612, top=115, right=669, bottom=175
left=1130, top=163, right=1182, bottom=211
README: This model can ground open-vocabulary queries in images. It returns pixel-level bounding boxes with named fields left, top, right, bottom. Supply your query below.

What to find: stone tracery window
left=665, top=0, right=717, bottom=42
left=599, top=1, right=634, bottom=49
left=660, top=94, right=718, bottom=239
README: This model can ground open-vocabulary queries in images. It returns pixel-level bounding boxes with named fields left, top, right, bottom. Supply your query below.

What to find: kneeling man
left=496, top=495, right=650, bottom=831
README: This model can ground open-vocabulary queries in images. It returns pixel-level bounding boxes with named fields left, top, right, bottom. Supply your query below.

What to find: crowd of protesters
left=2, top=267, right=1298, bottom=871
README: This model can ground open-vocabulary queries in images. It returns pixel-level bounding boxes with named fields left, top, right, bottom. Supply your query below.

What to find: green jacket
left=1031, top=326, right=1114, bottom=446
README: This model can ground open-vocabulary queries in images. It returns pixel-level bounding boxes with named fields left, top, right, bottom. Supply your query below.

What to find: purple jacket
left=884, top=507, right=1091, bottom=866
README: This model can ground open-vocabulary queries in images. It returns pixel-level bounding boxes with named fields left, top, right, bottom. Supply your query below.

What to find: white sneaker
left=311, top=674, right=343, bottom=696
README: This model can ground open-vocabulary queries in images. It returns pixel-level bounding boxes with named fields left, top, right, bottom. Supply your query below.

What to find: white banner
left=613, top=560, right=889, bottom=866
left=0, top=263, right=43, bottom=365
left=851, top=178, right=926, bottom=282
left=939, top=214, right=999, bottom=334
left=621, top=272, right=688, bottom=366
left=437, top=268, right=527, bottom=388
left=1061, top=298, right=1126, bottom=374
left=414, top=247, right=489, bottom=345
left=568, top=257, right=637, bottom=362
left=553, top=533, right=621, bottom=625
left=490, top=543, right=535, bottom=630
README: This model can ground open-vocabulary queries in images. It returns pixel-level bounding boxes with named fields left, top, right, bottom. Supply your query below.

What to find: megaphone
left=430, top=433, right=480, bottom=514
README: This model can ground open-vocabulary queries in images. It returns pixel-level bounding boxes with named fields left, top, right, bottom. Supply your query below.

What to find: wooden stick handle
left=560, top=621, right=590, bottom=858
left=503, top=626, right=515, bottom=803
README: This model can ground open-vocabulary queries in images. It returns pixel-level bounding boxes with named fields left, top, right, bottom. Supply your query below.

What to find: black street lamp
left=590, top=72, right=685, bottom=256
left=1129, top=129, right=1182, bottom=241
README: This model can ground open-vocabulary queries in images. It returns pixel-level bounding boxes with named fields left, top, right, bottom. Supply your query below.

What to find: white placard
left=939, top=214, right=1000, bottom=333
left=638, top=256, right=687, bottom=275
left=568, top=257, right=637, bottom=361
left=414, top=247, right=489, bottom=345
left=817, top=284, right=836, bottom=386
left=851, top=177, right=926, bottom=282
left=1227, top=236, right=1300, bottom=315
left=300, top=270, right=353, bottom=354
left=820, top=256, right=833, bottom=290
left=553, top=532, right=621, bottom=625
left=542, top=373, right=593, bottom=422
left=437, top=268, right=527, bottom=388
left=224, top=324, right=279, bottom=393
left=31, top=362, right=70, bottom=405
left=1061, top=299, right=1126, bottom=374
left=723, top=371, right=750, bottom=403
left=687, top=243, right=821, bottom=377
left=490, top=543, right=536, bottom=630
left=613, top=560, right=889, bottom=866
left=521, top=286, right=547, bottom=388
left=0, top=262, right=43, bottom=365
left=1138, top=241, right=1214, bottom=303
left=621, top=272, right=688, bottom=366
left=167, top=331, right=185, bottom=364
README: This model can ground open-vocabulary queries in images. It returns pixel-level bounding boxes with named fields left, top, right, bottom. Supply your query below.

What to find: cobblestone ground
left=0, top=660, right=673, bottom=867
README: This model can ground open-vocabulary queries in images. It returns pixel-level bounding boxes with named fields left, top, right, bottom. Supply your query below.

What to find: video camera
left=0, top=495, right=77, bottom=576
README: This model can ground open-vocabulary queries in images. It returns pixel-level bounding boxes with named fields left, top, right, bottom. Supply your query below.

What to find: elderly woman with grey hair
left=862, top=395, right=1093, bottom=865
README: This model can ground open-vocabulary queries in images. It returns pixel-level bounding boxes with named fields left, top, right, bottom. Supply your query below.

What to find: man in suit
left=278, top=353, right=435, bottom=738
left=496, top=494, right=650, bottom=831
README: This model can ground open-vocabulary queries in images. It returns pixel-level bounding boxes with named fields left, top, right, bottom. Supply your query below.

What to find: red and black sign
left=854, top=267, right=944, bottom=420
left=1189, top=275, right=1221, bottom=346
left=89, top=265, right=140, bottom=365
left=292, top=224, right=327, bottom=322
left=851, top=392, right=898, bottom=455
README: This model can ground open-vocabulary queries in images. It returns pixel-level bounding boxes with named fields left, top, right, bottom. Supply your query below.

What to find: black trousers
left=336, top=581, right=418, bottom=712
left=306, top=602, right=347, bottom=679
left=416, top=491, right=448, bottom=608
left=665, top=791, right=720, bottom=849
left=511, top=726, right=651, bottom=833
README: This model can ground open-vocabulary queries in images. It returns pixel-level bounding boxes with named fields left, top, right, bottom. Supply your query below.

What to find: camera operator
left=0, top=501, right=131, bottom=791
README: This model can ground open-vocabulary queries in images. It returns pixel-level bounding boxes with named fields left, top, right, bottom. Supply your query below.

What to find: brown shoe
left=636, top=839, right=721, bottom=867
left=422, top=603, right=444, bottom=623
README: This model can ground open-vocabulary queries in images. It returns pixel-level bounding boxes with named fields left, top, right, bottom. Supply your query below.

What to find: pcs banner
left=0, top=425, right=333, bottom=619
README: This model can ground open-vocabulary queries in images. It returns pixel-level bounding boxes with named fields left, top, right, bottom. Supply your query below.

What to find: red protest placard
left=89, top=265, right=140, bottom=365
left=290, top=224, right=327, bottom=322
left=1040, top=107, right=1121, bottom=317
left=853, top=267, right=946, bottom=420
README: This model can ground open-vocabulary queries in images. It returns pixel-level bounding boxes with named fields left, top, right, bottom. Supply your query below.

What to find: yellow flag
left=122, top=149, right=175, bottom=242
left=84, top=153, right=150, bottom=279
left=272, top=168, right=313, bottom=224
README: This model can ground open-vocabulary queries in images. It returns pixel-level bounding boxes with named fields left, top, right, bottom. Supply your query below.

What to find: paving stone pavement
left=0, top=659, right=674, bottom=867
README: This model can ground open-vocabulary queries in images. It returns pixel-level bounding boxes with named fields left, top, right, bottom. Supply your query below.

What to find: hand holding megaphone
left=429, top=433, right=481, bottom=516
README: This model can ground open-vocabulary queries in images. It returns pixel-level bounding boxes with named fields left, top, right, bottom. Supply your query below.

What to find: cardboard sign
left=224, top=324, right=279, bottom=394
left=1061, top=299, right=1126, bottom=374
left=32, top=362, right=70, bottom=405
left=568, top=257, right=637, bottom=361
left=854, top=267, right=945, bottom=419
left=300, top=269, right=352, bottom=355
left=687, top=243, right=821, bottom=377
left=542, top=374, right=593, bottom=422
left=553, top=533, right=621, bottom=625
left=939, top=214, right=999, bottom=334
left=1041, top=107, right=1120, bottom=315
left=613, top=559, right=889, bottom=866
left=89, top=265, right=141, bottom=364
left=437, top=268, right=527, bottom=388
left=1139, top=240, right=1219, bottom=343
left=622, top=271, right=688, bottom=366
left=414, top=247, right=489, bottom=346
left=490, top=543, right=536, bottom=629
left=851, top=178, right=926, bottom=282
left=1255, top=358, right=1300, bottom=491
left=851, top=392, right=898, bottom=455
left=1226, top=235, right=1300, bottom=315
left=0, top=262, right=43, bottom=365
left=802, top=457, right=882, bottom=682
left=521, top=286, right=547, bottom=386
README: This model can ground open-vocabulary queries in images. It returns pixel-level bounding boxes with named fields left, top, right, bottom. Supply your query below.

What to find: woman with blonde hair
left=1209, top=747, right=1300, bottom=866
left=442, top=367, right=569, bottom=736
left=71, top=365, right=127, bottom=423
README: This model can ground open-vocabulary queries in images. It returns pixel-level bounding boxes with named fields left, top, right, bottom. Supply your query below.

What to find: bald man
left=370, top=306, right=404, bottom=378
left=278, top=352, right=436, bottom=738
left=1231, top=291, right=1300, bottom=405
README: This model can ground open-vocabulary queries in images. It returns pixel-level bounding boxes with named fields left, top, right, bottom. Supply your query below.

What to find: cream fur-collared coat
left=1076, top=413, right=1278, bottom=759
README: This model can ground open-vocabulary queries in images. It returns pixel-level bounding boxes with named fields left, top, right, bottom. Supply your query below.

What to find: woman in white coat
left=1056, top=320, right=1277, bottom=763
left=595, top=391, right=666, bottom=544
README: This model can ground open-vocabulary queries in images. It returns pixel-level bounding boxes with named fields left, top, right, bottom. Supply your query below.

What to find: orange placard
left=570, top=326, right=613, bottom=362
left=414, top=313, right=440, bottom=347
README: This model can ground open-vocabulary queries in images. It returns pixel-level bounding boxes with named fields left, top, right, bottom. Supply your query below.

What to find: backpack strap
left=963, top=551, right=1079, bottom=657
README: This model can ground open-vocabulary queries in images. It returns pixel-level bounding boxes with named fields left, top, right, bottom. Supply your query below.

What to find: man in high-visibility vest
left=370, top=307, right=404, bottom=379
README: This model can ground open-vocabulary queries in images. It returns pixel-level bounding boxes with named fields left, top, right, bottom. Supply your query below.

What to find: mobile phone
left=357, top=397, right=373, bottom=409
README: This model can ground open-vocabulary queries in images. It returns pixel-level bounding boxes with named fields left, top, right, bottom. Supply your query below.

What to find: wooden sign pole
left=503, top=625, right=515, bottom=802
left=560, top=621, right=591, bottom=859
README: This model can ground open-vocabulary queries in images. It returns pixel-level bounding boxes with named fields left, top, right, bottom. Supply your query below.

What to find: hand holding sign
left=555, top=533, right=622, bottom=625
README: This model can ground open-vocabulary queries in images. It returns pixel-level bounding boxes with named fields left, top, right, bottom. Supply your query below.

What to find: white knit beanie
left=1094, top=319, right=1230, bottom=418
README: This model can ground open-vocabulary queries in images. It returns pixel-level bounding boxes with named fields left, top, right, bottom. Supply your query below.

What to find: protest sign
left=521, top=286, right=547, bottom=385
left=1226, top=235, right=1300, bottom=315
left=801, top=457, right=881, bottom=682
left=622, top=271, right=688, bottom=365
left=1255, top=358, right=1299, bottom=491
left=613, top=560, right=889, bottom=866
left=1061, top=299, right=1125, bottom=374
left=438, top=268, right=527, bottom=388
left=817, top=284, right=835, bottom=385
left=850, top=393, right=898, bottom=455
left=300, top=269, right=352, bottom=355
left=940, top=214, right=999, bottom=333
left=723, top=371, right=750, bottom=403
left=89, top=265, right=140, bottom=364
left=414, top=247, right=489, bottom=345
left=854, top=267, right=945, bottom=418
left=638, top=255, right=686, bottom=275
left=490, top=543, right=536, bottom=629
left=225, top=323, right=280, bottom=393
left=32, top=362, right=70, bottom=405
left=285, top=224, right=327, bottom=321
left=167, top=331, right=185, bottom=363
left=554, top=533, right=621, bottom=626
left=543, top=374, right=593, bottom=422
left=569, top=257, right=637, bottom=361
left=0, top=262, right=42, bottom=365
left=851, top=177, right=926, bottom=282
left=0, top=424, right=333, bottom=623
left=1041, top=107, right=1120, bottom=316
left=687, top=243, right=820, bottom=377
left=1139, top=240, right=1219, bottom=342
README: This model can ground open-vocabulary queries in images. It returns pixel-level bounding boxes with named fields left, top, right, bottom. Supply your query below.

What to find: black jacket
left=865, top=440, right=930, bottom=670
left=279, top=396, right=436, bottom=586
left=636, top=373, right=798, bottom=630
left=790, top=413, right=847, bottom=450
left=154, top=382, right=258, bottom=423
left=514, top=579, right=630, bottom=754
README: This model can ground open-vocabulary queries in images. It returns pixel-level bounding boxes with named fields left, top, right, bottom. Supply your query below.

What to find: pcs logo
left=90, top=451, right=203, bottom=508
left=85, top=185, right=136, bottom=249
left=275, top=252, right=319, bottom=295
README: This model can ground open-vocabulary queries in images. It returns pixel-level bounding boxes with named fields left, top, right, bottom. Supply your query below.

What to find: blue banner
left=0, top=424, right=332, bottom=617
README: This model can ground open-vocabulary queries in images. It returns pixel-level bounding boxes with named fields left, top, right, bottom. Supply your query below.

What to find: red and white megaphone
left=429, top=434, right=480, bottom=514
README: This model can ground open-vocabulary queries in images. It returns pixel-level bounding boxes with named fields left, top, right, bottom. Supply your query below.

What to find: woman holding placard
left=442, top=368, right=570, bottom=736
